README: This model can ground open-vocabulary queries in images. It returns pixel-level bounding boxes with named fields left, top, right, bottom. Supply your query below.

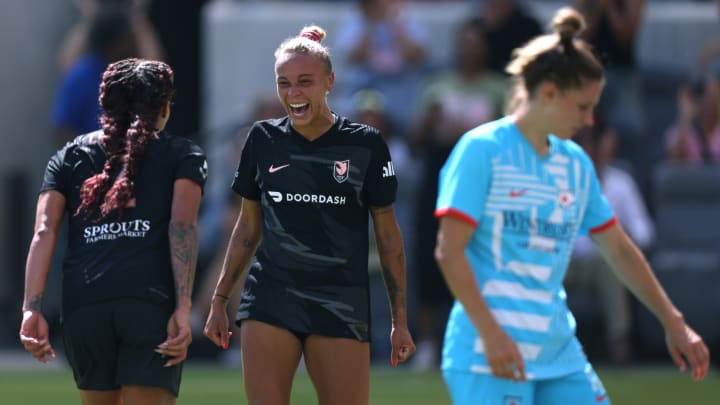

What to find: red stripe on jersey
left=590, top=216, right=618, bottom=234
left=435, top=208, right=478, bottom=228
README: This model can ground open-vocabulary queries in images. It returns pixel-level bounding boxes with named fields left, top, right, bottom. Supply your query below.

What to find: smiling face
left=275, top=52, right=334, bottom=134
left=541, top=79, right=604, bottom=140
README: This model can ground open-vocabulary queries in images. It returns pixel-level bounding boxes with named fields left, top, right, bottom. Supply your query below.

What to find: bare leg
left=304, top=335, right=370, bottom=405
left=122, top=385, right=176, bottom=405
left=79, top=390, right=121, bottom=405
left=241, top=320, right=303, bottom=405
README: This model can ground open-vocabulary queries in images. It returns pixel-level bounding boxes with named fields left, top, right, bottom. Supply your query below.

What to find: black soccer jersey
left=232, top=116, right=398, bottom=288
left=41, top=130, right=207, bottom=316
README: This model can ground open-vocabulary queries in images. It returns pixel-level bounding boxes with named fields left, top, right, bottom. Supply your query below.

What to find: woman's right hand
left=481, top=325, right=526, bottom=382
left=19, top=310, right=56, bottom=363
left=203, top=296, right=232, bottom=350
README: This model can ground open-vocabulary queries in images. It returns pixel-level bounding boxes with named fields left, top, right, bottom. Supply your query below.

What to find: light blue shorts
left=443, top=363, right=610, bottom=405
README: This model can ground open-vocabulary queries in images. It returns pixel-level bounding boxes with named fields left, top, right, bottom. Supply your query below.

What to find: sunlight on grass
left=1, top=364, right=716, bottom=405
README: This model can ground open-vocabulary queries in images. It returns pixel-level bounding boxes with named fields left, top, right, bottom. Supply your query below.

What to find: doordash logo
left=266, top=190, right=346, bottom=205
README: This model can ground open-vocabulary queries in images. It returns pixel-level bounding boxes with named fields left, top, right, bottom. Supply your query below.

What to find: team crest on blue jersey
left=558, top=190, right=575, bottom=208
left=333, top=160, right=350, bottom=183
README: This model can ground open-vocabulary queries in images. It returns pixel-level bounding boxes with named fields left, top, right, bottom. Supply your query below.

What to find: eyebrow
left=277, top=73, right=314, bottom=80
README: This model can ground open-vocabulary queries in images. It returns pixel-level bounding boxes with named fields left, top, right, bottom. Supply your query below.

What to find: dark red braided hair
left=75, top=58, right=175, bottom=220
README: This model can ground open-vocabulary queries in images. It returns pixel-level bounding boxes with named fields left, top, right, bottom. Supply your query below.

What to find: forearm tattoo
left=169, top=222, right=198, bottom=299
left=25, top=294, right=43, bottom=312
left=381, top=264, right=403, bottom=319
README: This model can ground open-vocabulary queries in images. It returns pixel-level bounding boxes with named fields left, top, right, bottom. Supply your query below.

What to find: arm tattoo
left=169, top=221, right=198, bottom=300
left=26, top=295, right=43, bottom=312
left=381, top=265, right=401, bottom=318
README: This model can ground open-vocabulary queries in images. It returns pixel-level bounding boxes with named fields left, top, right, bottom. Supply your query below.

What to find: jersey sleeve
left=435, top=135, right=492, bottom=228
left=363, top=129, right=397, bottom=207
left=578, top=158, right=616, bottom=235
left=40, top=145, right=72, bottom=196
left=176, top=141, right=208, bottom=192
left=231, top=125, right=261, bottom=201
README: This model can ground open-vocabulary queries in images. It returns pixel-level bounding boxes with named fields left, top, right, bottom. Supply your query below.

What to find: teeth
left=290, top=103, right=308, bottom=108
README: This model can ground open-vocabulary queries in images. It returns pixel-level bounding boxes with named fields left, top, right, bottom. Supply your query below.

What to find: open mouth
left=289, top=103, right=310, bottom=116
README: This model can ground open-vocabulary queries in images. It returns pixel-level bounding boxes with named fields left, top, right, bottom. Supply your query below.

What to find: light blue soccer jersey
left=436, top=116, right=616, bottom=379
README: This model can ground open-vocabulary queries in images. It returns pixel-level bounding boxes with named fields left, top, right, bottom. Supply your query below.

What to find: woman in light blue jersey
left=434, top=6, right=710, bottom=405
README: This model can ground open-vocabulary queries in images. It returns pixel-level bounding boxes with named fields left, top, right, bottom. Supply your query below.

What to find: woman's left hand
left=156, top=309, right=192, bottom=367
left=390, top=325, right=416, bottom=367
left=665, top=320, right=710, bottom=381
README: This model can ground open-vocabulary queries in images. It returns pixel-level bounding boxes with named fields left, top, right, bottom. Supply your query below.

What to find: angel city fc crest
left=333, top=160, right=350, bottom=183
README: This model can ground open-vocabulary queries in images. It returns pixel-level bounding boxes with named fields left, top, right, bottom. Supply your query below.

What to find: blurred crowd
left=4, top=0, right=720, bottom=372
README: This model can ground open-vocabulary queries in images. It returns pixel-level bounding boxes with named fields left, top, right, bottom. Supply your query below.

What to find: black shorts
left=62, top=298, right=182, bottom=396
left=235, top=266, right=371, bottom=342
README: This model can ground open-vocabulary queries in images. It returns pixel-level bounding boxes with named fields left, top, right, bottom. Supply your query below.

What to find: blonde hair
left=505, top=7, right=603, bottom=106
left=274, top=25, right=333, bottom=73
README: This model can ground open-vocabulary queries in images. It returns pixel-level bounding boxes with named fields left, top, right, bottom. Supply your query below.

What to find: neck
left=293, top=111, right=336, bottom=141
left=512, top=103, right=550, bottom=156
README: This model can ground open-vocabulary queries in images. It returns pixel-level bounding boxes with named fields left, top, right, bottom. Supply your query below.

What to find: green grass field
left=1, top=365, right=717, bottom=404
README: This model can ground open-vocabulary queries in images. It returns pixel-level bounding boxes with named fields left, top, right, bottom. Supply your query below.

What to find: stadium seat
left=651, top=163, right=720, bottom=251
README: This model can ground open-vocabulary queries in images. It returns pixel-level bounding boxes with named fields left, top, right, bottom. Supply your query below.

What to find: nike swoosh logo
left=268, top=164, right=290, bottom=173
left=595, top=394, right=607, bottom=402
left=509, top=189, right=527, bottom=198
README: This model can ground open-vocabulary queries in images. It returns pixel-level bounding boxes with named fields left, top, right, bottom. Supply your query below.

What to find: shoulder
left=337, top=116, right=386, bottom=145
left=461, top=117, right=513, bottom=150
left=559, top=138, right=594, bottom=166
left=159, top=132, right=206, bottom=158
left=247, top=117, right=290, bottom=141
left=63, top=130, right=104, bottom=157
left=47, top=130, right=104, bottom=170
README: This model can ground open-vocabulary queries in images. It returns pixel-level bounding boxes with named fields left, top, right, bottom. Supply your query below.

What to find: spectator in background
left=50, top=7, right=140, bottom=145
left=411, top=17, right=507, bottom=370
left=566, top=119, right=655, bottom=364
left=333, top=0, right=429, bottom=133
left=696, top=0, right=720, bottom=73
left=479, top=0, right=542, bottom=75
left=665, top=76, right=720, bottom=164
left=574, top=0, right=646, bottom=146
left=57, top=0, right=164, bottom=73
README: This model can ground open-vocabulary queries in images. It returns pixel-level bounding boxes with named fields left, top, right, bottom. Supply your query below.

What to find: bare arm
left=168, top=178, right=202, bottom=311
left=157, top=178, right=202, bottom=367
left=370, top=204, right=415, bottom=365
left=435, top=215, right=525, bottom=381
left=204, top=197, right=262, bottom=349
left=592, top=223, right=710, bottom=380
left=20, top=191, right=66, bottom=362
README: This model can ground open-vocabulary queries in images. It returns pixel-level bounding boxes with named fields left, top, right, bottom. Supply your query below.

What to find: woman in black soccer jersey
left=204, top=25, right=415, bottom=404
left=20, top=59, right=206, bottom=405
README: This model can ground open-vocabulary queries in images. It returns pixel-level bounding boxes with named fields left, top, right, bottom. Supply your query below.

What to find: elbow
left=434, top=242, right=451, bottom=269
left=33, top=226, right=57, bottom=244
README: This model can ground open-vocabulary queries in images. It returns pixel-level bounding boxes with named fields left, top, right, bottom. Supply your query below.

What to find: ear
left=537, top=81, right=559, bottom=103
left=326, top=71, right=335, bottom=92
left=160, top=100, right=171, bottom=119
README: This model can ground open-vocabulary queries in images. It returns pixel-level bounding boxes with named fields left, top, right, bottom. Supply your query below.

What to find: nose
left=287, top=85, right=301, bottom=97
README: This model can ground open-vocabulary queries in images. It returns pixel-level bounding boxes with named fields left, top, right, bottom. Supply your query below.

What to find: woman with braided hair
left=203, top=25, right=415, bottom=404
left=434, top=7, right=709, bottom=404
left=20, top=58, right=206, bottom=404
